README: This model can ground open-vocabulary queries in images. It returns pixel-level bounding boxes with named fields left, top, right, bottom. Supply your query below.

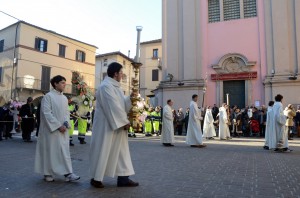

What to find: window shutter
left=83, top=52, right=86, bottom=62
left=35, top=38, right=39, bottom=50
left=44, top=40, right=48, bottom=52
left=76, top=50, right=78, bottom=60
left=0, top=40, right=4, bottom=52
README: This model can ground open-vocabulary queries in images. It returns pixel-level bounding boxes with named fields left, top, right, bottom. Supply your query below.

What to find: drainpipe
left=11, top=21, right=20, bottom=100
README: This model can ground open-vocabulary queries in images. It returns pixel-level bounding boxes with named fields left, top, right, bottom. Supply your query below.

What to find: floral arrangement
left=71, top=71, right=94, bottom=107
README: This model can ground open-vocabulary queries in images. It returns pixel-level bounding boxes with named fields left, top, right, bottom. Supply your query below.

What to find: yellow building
left=139, top=39, right=162, bottom=106
left=95, top=51, right=135, bottom=96
left=0, top=21, right=97, bottom=104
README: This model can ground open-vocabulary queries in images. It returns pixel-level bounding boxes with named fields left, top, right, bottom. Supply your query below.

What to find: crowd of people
left=139, top=99, right=300, bottom=142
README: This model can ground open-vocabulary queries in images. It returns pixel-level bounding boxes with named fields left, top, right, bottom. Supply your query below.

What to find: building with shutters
left=95, top=51, right=135, bottom=96
left=139, top=39, right=162, bottom=106
left=0, top=21, right=97, bottom=104
left=155, top=0, right=300, bottom=109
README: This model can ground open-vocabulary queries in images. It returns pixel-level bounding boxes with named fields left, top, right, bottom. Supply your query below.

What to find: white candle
left=226, top=94, right=229, bottom=106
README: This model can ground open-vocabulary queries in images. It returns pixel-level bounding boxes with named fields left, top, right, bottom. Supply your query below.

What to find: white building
left=95, top=51, right=135, bottom=95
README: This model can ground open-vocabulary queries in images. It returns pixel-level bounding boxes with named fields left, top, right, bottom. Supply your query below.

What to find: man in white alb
left=35, top=75, right=80, bottom=182
left=186, top=94, right=206, bottom=148
left=89, top=62, right=138, bottom=188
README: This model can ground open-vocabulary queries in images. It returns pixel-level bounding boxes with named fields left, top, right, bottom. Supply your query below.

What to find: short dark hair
left=107, top=62, right=123, bottom=78
left=50, top=75, right=66, bottom=88
left=274, top=94, right=283, bottom=102
left=167, top=99, right=172, bottom=104
left=268, top=101, right=274, bottom=106
left=27, top=97, right=33, bottom=103
left=192, top=94, right=198, bottom=99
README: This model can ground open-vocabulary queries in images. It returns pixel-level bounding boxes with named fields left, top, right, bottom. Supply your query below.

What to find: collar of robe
left=105, top=76, right=121, bottom=87
left=52, top=89, right=64, bottom=95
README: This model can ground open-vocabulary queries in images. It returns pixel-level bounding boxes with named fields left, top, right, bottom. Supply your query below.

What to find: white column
left=240, top=0, right=244, bottom=19
left=220, top=0, right=224, bottom=21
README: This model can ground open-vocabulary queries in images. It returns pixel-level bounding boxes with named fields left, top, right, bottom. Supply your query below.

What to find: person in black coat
left=0, top=106, right=5, bottom=141
left=19, top=97, right=35, bottom=142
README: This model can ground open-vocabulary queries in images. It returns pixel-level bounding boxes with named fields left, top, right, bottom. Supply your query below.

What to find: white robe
left=89, top=77, right=134, bottom=181
left=203, top=109, right=216, bottom=138
left=219, top=107, right=230, bottom=139
left=272, top=102, right=287, bottom=149
left=35, top=89, right=72, bottom=176
left=264, top=107, right=276, bottom=148
left=160, top=104, right=175, bottom=144
left=186, top=101, right=203, bottom=145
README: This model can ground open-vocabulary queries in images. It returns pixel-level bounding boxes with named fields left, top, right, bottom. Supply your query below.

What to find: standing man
left=219, top=103, right=231, bottom=140
left=284, top=104, right=296, bottom=140
left=212, top=104, right=219, bottom=121
left=89, top=62, right=138, bottom=188
left=186, top=94, right=206, bottom=148
left=151, top=106, right=161, bottom=136
left=20, top=97, right=35, bottom=142
left=272, top=94, right=289, bottom=152
left=264, top=101, right=275, bottom=150
left=203, top=106, right=216, bottom=140
left=160, top=99, right=175, bottom=146
left=35, top=75, right=80, bottom=182
left=184, top=107, right=190, bottom=133
left=176, top=108, right=185, bottom=136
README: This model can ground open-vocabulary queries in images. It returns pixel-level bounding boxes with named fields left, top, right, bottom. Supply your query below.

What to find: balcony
left=16, top=77, right=95, bottom=96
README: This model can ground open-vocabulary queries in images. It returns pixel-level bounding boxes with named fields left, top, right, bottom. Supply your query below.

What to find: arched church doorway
left=223, top=80, right=245, bottom=108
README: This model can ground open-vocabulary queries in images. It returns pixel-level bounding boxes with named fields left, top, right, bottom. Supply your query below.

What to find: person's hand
left=123, top=123, right=130, bottom=130
left=58, top=126, right=67, bottom=133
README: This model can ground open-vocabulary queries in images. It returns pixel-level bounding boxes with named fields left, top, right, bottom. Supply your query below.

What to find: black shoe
left=263, top=146, right=269, bottom=150
left=117, top=179, right=139, bottom=187
left=90, top=179, right=104, bottom=188
left=282, top=148, right=288, bottom=151
left=191, top=145, right=207, bottom=148
left=80, top=141, right=86, bottom=144
left=70, top=142, right=74, bottom=146
left=25, top=140, right=33, bottom=142
left=163, top=143, right=174, bottom=147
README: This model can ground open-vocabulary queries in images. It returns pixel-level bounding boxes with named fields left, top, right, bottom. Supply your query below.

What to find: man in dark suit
left=20, top=97, right=35, bottom=142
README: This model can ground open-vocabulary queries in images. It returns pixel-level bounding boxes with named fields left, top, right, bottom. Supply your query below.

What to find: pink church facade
left=155, top=0, right=300, bottom=110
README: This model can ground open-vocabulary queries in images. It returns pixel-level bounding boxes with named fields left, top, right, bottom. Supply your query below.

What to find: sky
left=0, top=0, right=162, bottom=57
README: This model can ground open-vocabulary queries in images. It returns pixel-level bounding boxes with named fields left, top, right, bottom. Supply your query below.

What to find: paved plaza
left=1, top=132, right=300, bottom=198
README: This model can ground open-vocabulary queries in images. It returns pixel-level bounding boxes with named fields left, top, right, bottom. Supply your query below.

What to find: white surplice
left=186, top=101, right=204, bottom=145
left=35, top=89, right=73, bottom=176
left=218, top=107, right=230, bottom=139
left=89, top=77, right=134, bottom=182
left=203, top=109, right=216, bottom=138
left=160, top=104, right=175, bottom=144
left=272, top=102, right=287, bottom=149
left=264, top=106, right=276, bottom=148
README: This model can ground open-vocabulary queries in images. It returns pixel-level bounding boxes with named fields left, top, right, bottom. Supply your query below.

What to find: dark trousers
left=177, top=124, right=183, bottom=135
left=0, top=123, right=3, bottom=140
left=21, top=119, right=34, bottom=140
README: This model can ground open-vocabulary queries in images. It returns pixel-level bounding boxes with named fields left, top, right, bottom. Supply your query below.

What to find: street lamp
left=135, top=26, right=143, bottom=62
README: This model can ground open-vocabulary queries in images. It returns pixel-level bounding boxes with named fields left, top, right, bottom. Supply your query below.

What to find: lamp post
left=128, top=26, right=143, bottom=133
left=202, top=87, right=206, bottom=108
left=201, top=73, right=208, bottom=108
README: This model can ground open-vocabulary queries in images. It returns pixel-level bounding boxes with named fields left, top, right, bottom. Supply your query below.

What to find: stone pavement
left=1, top=132, right=300, bottom=198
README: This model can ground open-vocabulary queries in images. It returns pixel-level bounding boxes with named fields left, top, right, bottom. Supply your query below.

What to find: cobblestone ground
left=1, top=132, right=300, bottom=198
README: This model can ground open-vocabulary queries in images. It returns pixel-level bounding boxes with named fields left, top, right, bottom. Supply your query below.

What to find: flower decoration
left=71, top=71, right=94, bottom=107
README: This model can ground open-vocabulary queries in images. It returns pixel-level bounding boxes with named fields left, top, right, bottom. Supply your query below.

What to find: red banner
left=211, top=71, right=257, bottom=81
